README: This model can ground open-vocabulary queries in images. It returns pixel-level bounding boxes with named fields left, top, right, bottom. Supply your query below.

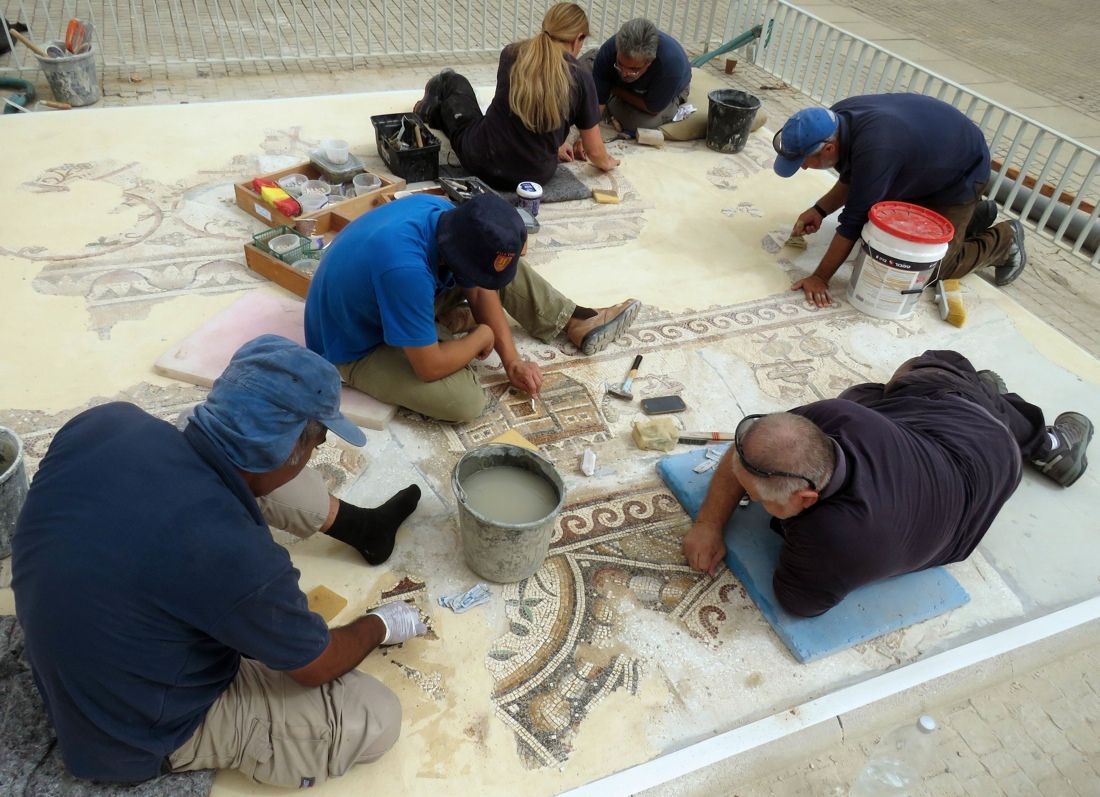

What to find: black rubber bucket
left=706, top=89, right=762, bottom=154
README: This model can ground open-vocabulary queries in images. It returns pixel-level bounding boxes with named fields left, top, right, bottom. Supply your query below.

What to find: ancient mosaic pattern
left=486, top=484, right=742, bottom=767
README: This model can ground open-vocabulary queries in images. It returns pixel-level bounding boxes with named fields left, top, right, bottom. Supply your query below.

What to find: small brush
left=934, top=279, right=966, bottom=327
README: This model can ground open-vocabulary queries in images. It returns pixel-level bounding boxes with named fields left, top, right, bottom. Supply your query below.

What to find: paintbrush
left=678, top=431, right=736, bottom=445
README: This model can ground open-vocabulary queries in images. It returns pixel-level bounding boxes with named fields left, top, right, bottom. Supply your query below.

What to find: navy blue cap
left=436, top=193, right=527, bottom=289
left=772, top=108, right=839, bottom=177
left=190, top=334, right=365, bottom=473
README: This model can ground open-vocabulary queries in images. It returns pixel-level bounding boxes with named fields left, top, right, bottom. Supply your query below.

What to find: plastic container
left=299, top=193, right=327, bottom=213
left=322, top=138, right=349, bottom=164
left=309, top=150, right=365, bottom=185
left=705, top=89, right=761, bottom=154
left=0, top=427, right=29, bottom=559
left=277, top=173, right=308, bottom=197
left=353, top=172, right=382, bottom=196
left=452, top=445, right=565, bottom=583
left=371, top=113, right=441, bottom=182
left=252, top=225, right=309, bottom=262
left=850, top=715, right=938, bottom=796
left=267, top=233, right=301, bottom=255
left=34, top=42, right=99, bottom=107
left=301, top=179, right=331, bottom=196
left=516, top=181, right=543, bottom=217
left=847, top=201, right=954, bottom=320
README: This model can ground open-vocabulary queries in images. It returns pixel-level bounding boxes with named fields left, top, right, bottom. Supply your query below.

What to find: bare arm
left=403, top=325, right=494, bottom=382
left=683, top=447, right=746, bottom=576
left=465, top=286, right=543, bottom=396
left=791, top=232, right=858, bottom=308
left=287, top=615, right=386, bottom=688
left=578, top=125, right=619, bottom=172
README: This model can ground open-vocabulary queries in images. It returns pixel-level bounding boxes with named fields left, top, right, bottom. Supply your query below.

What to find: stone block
left=980, top=748, right=1020, bottom=780
left=950, top=707, right=1000, bottom=756
left=999, top=771, right=1039, bottom=797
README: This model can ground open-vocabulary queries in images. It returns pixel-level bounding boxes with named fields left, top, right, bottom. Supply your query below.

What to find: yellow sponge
left=306, top=585, right=348, bottom=623
left=489, top=428, right=540, bottom=453
left=592, top=188, right=621, bottom=204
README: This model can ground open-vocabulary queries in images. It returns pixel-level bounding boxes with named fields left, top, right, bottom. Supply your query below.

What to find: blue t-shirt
left=592, top=31, right=692, bottom=113
left=305, top=195, right=458, bottom=365
left=831, top=93, right=992, bottom=240
left=12, top=402, right=329, bottom=782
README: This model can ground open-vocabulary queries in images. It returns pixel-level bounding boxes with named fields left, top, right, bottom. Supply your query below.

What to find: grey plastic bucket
left=34, top=43, right=100, bottom=107
left=706, top=89, right=761, bottom=154
left=0, top=427, right=29, bottom=559
left=452, top=444, right=565, bottom=583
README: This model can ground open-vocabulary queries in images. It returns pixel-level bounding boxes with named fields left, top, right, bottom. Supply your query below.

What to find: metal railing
left=731, top=0, right=1100, bottom=266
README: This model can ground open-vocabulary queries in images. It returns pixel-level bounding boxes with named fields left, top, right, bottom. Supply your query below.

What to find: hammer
left=608, top=355, right=642, bottom=400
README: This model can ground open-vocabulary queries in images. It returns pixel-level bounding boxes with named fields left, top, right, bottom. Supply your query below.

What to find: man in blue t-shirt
left=772, top=94, right=1027, bottom=308
left=13, top=335, right=428, bottom=787
left=305, top=192, right=641, bottom=422
left=683, top=350, right=1092, bottom=617
left=585, top=18, right=692, bottom=134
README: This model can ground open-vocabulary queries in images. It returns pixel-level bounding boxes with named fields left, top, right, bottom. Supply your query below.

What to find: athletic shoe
left=994, top=219, right=1028, bottom=286
left=965, top=199, right=999, bottom=239
left=565, top=299, right=641, bottom=355
left=977, top=369, right=1008, bottom=395
left=412, top=68, right=453, bottom=123
left=1032, top=411, right=1094, bottom=487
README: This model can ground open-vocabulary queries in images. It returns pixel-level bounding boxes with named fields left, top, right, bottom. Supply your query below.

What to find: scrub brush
left=934, top=279, right=966, bottom=327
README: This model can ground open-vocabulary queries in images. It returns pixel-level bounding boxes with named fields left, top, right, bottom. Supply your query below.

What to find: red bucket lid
left=868, top=201, right=954, bottom=244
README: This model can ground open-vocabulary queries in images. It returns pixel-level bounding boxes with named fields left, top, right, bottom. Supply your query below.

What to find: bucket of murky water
left=452, top=444, right=565, bottom=583
left=0, top=427, right=29, bottom=559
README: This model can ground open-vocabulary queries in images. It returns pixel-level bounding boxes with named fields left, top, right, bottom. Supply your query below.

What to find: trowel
left=608, top=355, right=642, bottom=400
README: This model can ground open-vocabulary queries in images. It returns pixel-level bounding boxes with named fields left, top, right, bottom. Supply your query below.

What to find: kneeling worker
left=13, top=335, right=428, bottom=786
left=683, top=350, right=1092, bottom=617
left=305, top=192, right=640, bottom=422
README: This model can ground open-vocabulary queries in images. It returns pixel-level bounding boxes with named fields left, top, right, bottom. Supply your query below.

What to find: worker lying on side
left=14, top=335, right=428, bottom=787
left=683, top=350, right=1092, bottom=616
left=773, top=94, right=1026, bottom=308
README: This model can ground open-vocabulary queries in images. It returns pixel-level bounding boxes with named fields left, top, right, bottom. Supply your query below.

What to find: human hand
left=506, top=358, right=543, bottom=397
left=368, top=601, right=427, bottom=645
left=795, top=207, right=824, bottom=235
left=473, top=324, right=495, bottom=360
left=683, top=521, right=726, bottom=576
left=558, top=142, right=574, bottom=162
left=572, top=138, right=588, bottom=162
left=792, top=274, right=833, bottom=307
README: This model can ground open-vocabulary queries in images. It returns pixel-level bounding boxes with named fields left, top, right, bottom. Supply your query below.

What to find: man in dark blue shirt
left=772, top=94, right=1027, bottom=308
left=13, top=335, right=428, bottom=787
left=683, top=350, right=1092, bottom=617
left=586, top=18, right=692, bottom=133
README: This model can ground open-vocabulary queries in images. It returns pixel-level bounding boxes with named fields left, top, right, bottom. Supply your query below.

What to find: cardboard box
left=234, top=161, right=404, bottom=228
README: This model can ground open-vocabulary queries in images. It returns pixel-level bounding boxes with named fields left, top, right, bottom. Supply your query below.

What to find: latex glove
left=368, top=601, right=427, bottom=645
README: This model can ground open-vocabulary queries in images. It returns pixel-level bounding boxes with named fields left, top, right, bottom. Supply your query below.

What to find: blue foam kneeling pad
left=657, top=446, right=970, bottom=663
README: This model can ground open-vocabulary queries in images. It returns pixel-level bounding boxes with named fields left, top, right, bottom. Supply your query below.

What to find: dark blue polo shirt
left=831, top=93, right=991, bottom=240
left=12, top=402, right=329, bottom=782
left=775, top=396, right=1020, bottom=617
left=592, top=31, right=692, bottom=113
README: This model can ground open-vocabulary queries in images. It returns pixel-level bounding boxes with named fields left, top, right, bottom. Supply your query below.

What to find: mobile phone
left=641, top=395, right=687, bottom=415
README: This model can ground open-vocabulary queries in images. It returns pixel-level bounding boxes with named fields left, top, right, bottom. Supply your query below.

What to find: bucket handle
left=451, top=462, right=468, bottom=505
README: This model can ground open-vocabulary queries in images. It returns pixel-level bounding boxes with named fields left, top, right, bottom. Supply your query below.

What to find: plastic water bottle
left=849, top=715, right=938, bottom=796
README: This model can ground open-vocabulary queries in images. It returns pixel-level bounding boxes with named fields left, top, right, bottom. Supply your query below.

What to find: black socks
left=571, top=306, right=597, bottom=320
left=326, top=485, right=421, bottom=566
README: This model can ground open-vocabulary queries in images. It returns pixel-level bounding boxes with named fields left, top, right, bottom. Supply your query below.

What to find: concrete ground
left=2, top=1, right=1099, bottom=795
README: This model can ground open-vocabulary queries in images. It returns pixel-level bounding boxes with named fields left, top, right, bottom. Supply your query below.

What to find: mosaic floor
left=2, top=90, right=1098, bottom=795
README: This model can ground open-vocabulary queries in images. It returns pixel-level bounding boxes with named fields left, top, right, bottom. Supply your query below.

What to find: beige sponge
left=592, top=188, right=621, bottom=204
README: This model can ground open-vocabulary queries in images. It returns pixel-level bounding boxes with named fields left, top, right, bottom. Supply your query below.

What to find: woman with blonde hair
left=414, top=2, right=618, bottom=190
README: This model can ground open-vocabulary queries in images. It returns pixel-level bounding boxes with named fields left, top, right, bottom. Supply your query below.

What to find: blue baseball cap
left=436, top=193, right=527, bottom=289
left=190, top=334, right=366, bottom=473
left=772, top=108, right=839, bottom=177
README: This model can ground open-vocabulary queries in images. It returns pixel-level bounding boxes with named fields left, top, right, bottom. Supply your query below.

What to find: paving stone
left=1017, top=747, right=1061, bottom=785
left=922, top=770, right=967, bottom=797
left=949, top=707, right=1000, bottom=756
left=962, top=771, right=1005, bottom=797
left=1065, top=723, right=1100, bottom=755
left=980, top=749, right=1020, bottom=780
left=1037, top=774, right=1076, bottom=797
left=1045, top=696, right=1082, bottom=730
left=998, top=771, right=1038, bottom=797
left=1054, top=750, right=1098, bottom=794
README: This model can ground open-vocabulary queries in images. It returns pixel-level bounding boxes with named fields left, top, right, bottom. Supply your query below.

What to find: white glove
left=368, top=601, right=427, bottom=645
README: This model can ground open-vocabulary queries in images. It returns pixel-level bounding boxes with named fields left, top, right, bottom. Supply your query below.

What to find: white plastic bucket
left=847, top=202, right=954, bottom=320
left=515, top=181, right=543, bottom=217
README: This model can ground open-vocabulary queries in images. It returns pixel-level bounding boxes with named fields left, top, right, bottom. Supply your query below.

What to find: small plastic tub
left=299, top=194, right=328, bottom=213
left=268, top=233, right=302, bottom=255
left=301, top=179, right=331, bottom=196
left=322, top=139, right=349, bottom=164
left=353, top=172, right=382, bottom=196
left=277, top=173, right=308, bottom=197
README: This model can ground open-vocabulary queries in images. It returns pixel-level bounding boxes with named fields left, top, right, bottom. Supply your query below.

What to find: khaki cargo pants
left=337, top=260, right=575, bottom=423
left=169, top=658, right=401, bottom=788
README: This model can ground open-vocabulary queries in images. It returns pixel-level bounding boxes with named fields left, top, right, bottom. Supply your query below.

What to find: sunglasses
left=734, top=414, right=819, bottom=492
left=771, top=129, right=828, bottom=161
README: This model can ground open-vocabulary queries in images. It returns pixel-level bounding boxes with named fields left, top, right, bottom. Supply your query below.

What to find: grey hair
left=737, top=413, right=834, bottom=503
left=286, top=419, right=327, bottom=467
left=616, top=18, right=659, bottom=61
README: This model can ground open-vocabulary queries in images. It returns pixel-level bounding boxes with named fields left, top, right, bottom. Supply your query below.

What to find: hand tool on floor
left=783, top=220, right=808, bottom=249
left=608, top=355, right=642, bottom=400
left=678, top=431, right=736, bottom=445
left=934, top=278, right=966, bottom=327
left=9, top=29, right=47, bottom=58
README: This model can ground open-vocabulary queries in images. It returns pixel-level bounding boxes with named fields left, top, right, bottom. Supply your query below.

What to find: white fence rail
left=3, top=0, right=1097, bottom=264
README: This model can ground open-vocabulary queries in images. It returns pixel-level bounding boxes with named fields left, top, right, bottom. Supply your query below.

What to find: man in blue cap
left=305, top=192, right=641, bottom=422
left=772, top=94, right=1026, bottom=307
left=13, top=335, right=427, bottom=787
